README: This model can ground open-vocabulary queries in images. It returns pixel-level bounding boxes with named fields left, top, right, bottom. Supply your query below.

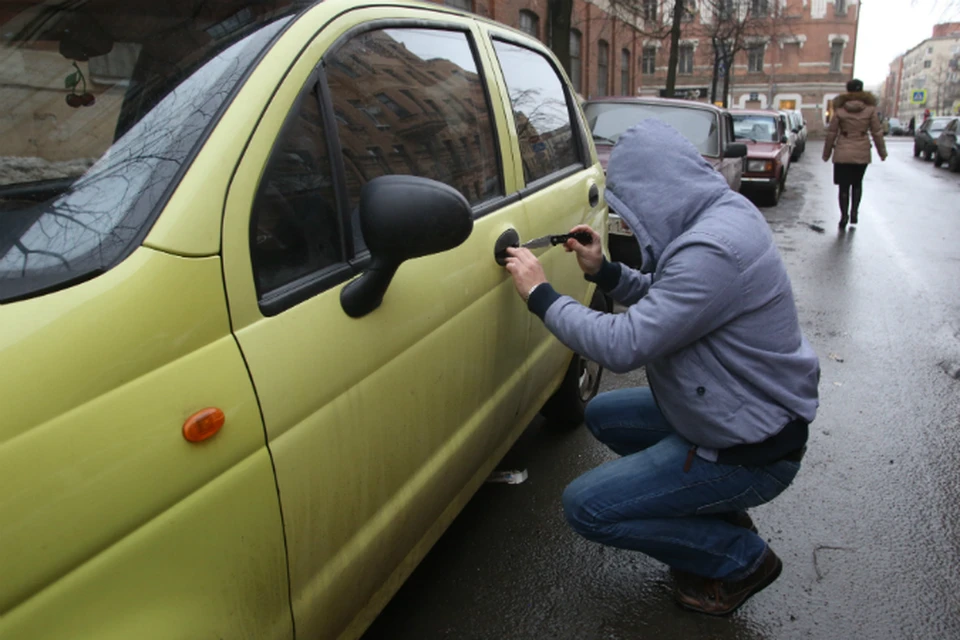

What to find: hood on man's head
left=603, top=119, right=730, bottom=273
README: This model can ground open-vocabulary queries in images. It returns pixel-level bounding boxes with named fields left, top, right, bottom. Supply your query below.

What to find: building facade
left=435, top=0, right=860, bottom=134
left=886, top=23, right=960, bottom=124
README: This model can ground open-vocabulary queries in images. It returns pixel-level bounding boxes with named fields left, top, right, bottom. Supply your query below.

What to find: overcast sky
left=854, top=0, right=959, bottom=88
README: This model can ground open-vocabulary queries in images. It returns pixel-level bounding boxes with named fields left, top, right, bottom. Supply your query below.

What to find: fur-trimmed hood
left=834, top=91, right=877, bottom=111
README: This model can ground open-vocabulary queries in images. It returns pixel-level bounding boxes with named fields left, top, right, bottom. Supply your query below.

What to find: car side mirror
left=781, top=135, right=789, bottom=144
left=340, top=176, right=473, bottom=318
left=724, top=143, right=748, bottom=158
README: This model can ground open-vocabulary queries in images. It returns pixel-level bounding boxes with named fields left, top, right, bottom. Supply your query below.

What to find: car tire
left=950, top=152, right=960, bottom=173
left=540, top=288, right=609, bottom=429
left=934, top=150, right=944, bottom=167
left=763, top=177, right=783, bottom=207
left=914, top=145, right=921, bottom=157
left=924, top=148, right=933, bottom=161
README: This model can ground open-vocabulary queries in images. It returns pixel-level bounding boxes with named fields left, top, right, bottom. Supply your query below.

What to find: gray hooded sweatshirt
left=528, top=120, right=820, bottom=458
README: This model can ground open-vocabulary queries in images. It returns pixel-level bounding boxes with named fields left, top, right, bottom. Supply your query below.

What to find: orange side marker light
left=183, top=408, right=225, bottom=443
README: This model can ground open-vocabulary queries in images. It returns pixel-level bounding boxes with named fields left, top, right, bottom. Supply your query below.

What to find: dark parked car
left=914, top=117, right=955, bottom=160
left=888, top=117, right=908, bottom=136
left=786, top=110, right=807, bottom=160
left=583, top=97, right=747, bottom=267
left=934, top=118, right=960, bottom=171
left=731, top=110, right=792, bottom=206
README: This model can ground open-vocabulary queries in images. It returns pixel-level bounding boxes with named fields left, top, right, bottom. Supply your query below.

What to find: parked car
left=0, top=2, right=609, bottom=639
left=582, top=97, right=747, bottom=267
left=888, top=117, right=908, bottom=136
left=934, top=117, right=960, bottom=171
left=778, top=111, right=799, bottom=161
left=786, top=110, right=807, bottom=160
left=915, top=117, right=955, bottom=160
left=731, top=110, right=792, bottom=206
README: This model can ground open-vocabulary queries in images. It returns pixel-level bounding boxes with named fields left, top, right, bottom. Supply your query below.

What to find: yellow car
left=0, top=1, right=606, bottom=638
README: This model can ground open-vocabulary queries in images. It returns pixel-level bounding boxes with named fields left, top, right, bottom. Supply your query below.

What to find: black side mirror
left=724, top=143, right=748, bottom=158
left=340, top=175, right=473, bottom=318
left=781, top=135, right=789, bottom=144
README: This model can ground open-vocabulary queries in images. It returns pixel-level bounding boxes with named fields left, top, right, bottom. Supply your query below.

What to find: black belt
left=717, top=419, right=809, bottom=467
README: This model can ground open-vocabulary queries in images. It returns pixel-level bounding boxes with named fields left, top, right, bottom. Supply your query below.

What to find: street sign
left=910, top=89, right=927, bottom=104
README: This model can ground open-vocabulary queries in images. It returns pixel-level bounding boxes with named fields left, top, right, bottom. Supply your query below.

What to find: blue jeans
left=562, top=387, right=802, bottom=580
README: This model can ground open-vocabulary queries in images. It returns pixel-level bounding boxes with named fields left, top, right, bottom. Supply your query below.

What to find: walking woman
left=822, top=79, right=887, bottom=229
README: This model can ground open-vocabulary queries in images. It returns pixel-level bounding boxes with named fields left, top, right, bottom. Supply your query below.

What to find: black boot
left=838, top=188, right=850, bottom=229
left=850, top=184, right=862, bottom=224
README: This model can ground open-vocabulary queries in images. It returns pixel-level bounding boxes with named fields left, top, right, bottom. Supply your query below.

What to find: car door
left=717, top=112, right=743, bottom=191
left=482, top=32, right=606, bottom=413
left=220, top=7, right=535, bottom=639
left=940, top=119, right=959, bottom=160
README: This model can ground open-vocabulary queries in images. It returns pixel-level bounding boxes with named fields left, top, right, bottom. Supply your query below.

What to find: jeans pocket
left=761, top=460, right=802, bottom=494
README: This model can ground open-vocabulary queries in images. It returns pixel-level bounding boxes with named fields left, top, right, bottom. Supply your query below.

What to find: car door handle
left=588, top=184, right=599, bottom=208
left=494, top=228, right=520, bottom=266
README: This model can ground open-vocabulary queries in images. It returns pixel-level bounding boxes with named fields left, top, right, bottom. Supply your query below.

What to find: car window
left=491, top=39, right=582, bottom=184
left=0, top=5, right=301, bottom=303
left=324, top=28, right=502, bottom=215
left=583, top=102, right=720, bottom=156
left=731, top=115, right=779, bottom=142
left=251, top=81, right=343, bottom=298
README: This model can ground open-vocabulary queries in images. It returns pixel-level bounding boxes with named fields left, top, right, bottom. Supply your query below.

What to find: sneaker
left=673, top=547, right=783, bottom=616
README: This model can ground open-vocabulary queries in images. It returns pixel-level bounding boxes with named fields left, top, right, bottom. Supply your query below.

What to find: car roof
left=730, top=109, right=780, bottom=117
left=582, top=96, right=726, bottom=115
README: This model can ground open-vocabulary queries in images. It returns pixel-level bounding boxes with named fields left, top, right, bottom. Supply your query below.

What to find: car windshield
left=0, top=1, right=307, bottom=303
left=929, top=119, right=953, bottom=133
left=583, top=102, right=720, bottom=156
left=732, top=115, right=779, bottom=142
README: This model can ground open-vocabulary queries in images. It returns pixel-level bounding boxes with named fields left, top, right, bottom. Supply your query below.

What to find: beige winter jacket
left=822, top=92, right=888, bottom=165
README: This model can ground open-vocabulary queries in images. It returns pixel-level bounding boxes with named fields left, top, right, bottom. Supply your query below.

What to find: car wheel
left=763, top=177, right=783, bottom=206
left=914, top=144, right=921, bottom=157
left=924, top=148, right=933, bottom=161
left=934, top=150, right=944, bottom=167
left=540, top=288, right=609, bottom=429
left=950, top=152, right=960, bottom=173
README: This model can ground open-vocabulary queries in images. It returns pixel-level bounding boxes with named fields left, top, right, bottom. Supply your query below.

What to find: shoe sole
left=675, top=556, right=783, bottom=617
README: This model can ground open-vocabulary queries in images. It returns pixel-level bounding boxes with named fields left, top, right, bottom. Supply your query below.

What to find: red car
left=730, top=109, right=792, bottom=206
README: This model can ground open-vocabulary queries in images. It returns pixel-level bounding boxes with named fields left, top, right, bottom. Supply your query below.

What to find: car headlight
left=747, top=160, right=774, bottom=172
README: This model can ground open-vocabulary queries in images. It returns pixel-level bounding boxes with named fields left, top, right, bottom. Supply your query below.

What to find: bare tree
left=605, top=0, right=691, bottom=97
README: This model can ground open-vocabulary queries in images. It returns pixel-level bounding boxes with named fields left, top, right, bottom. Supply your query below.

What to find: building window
left=642, top=0, right=657, bottom=21
left=642, top=47, right=656, bottom=74
left=679, top=45, right=694, bottom=74
left=835, top=0, right=847, bottom=15
left=445, top=0, right=472, bottom=11
left=681, top=0, right=695, bottom=21
left=718, top=0, right=735, bottom=20
left=748, top=45, right=765, bottom=72
left=830, top=41, right=844, bottom=72
left=519, top=10, right=539, bottom=39
left=751, top=0, right=768, bottom=17
left=570, top=29, right=582, bottom=93
left=924, top=60, right=932, bottom=68
left=598, top=40, right=609, bottom=96
left=621, top=48, right=631, bottom=95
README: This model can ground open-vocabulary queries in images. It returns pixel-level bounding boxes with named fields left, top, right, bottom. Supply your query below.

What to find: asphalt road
left=361, top=139, right=960, bottom=640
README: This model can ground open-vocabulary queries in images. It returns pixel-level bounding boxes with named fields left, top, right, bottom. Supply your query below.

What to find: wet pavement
left=361, top=140, right=960, bottom=640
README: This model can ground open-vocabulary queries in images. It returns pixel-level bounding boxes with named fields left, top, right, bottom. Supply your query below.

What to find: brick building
left=436, top=0, right=860, bottom=134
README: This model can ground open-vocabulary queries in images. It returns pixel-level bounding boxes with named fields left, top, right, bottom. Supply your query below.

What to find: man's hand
left=563, top=224, right=603, bottom=276
left=504, top=247, right=547, bottom=301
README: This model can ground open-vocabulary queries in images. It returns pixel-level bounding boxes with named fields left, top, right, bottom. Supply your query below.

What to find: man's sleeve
left=539, top=238, right=743, bottom=374
left=584, top=258, right=653, bottom=305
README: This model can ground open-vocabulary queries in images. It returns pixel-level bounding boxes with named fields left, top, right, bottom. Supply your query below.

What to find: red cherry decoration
left=79, top=93, right=95, bottom=106
left=65, top=94, right=82, bottom=108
